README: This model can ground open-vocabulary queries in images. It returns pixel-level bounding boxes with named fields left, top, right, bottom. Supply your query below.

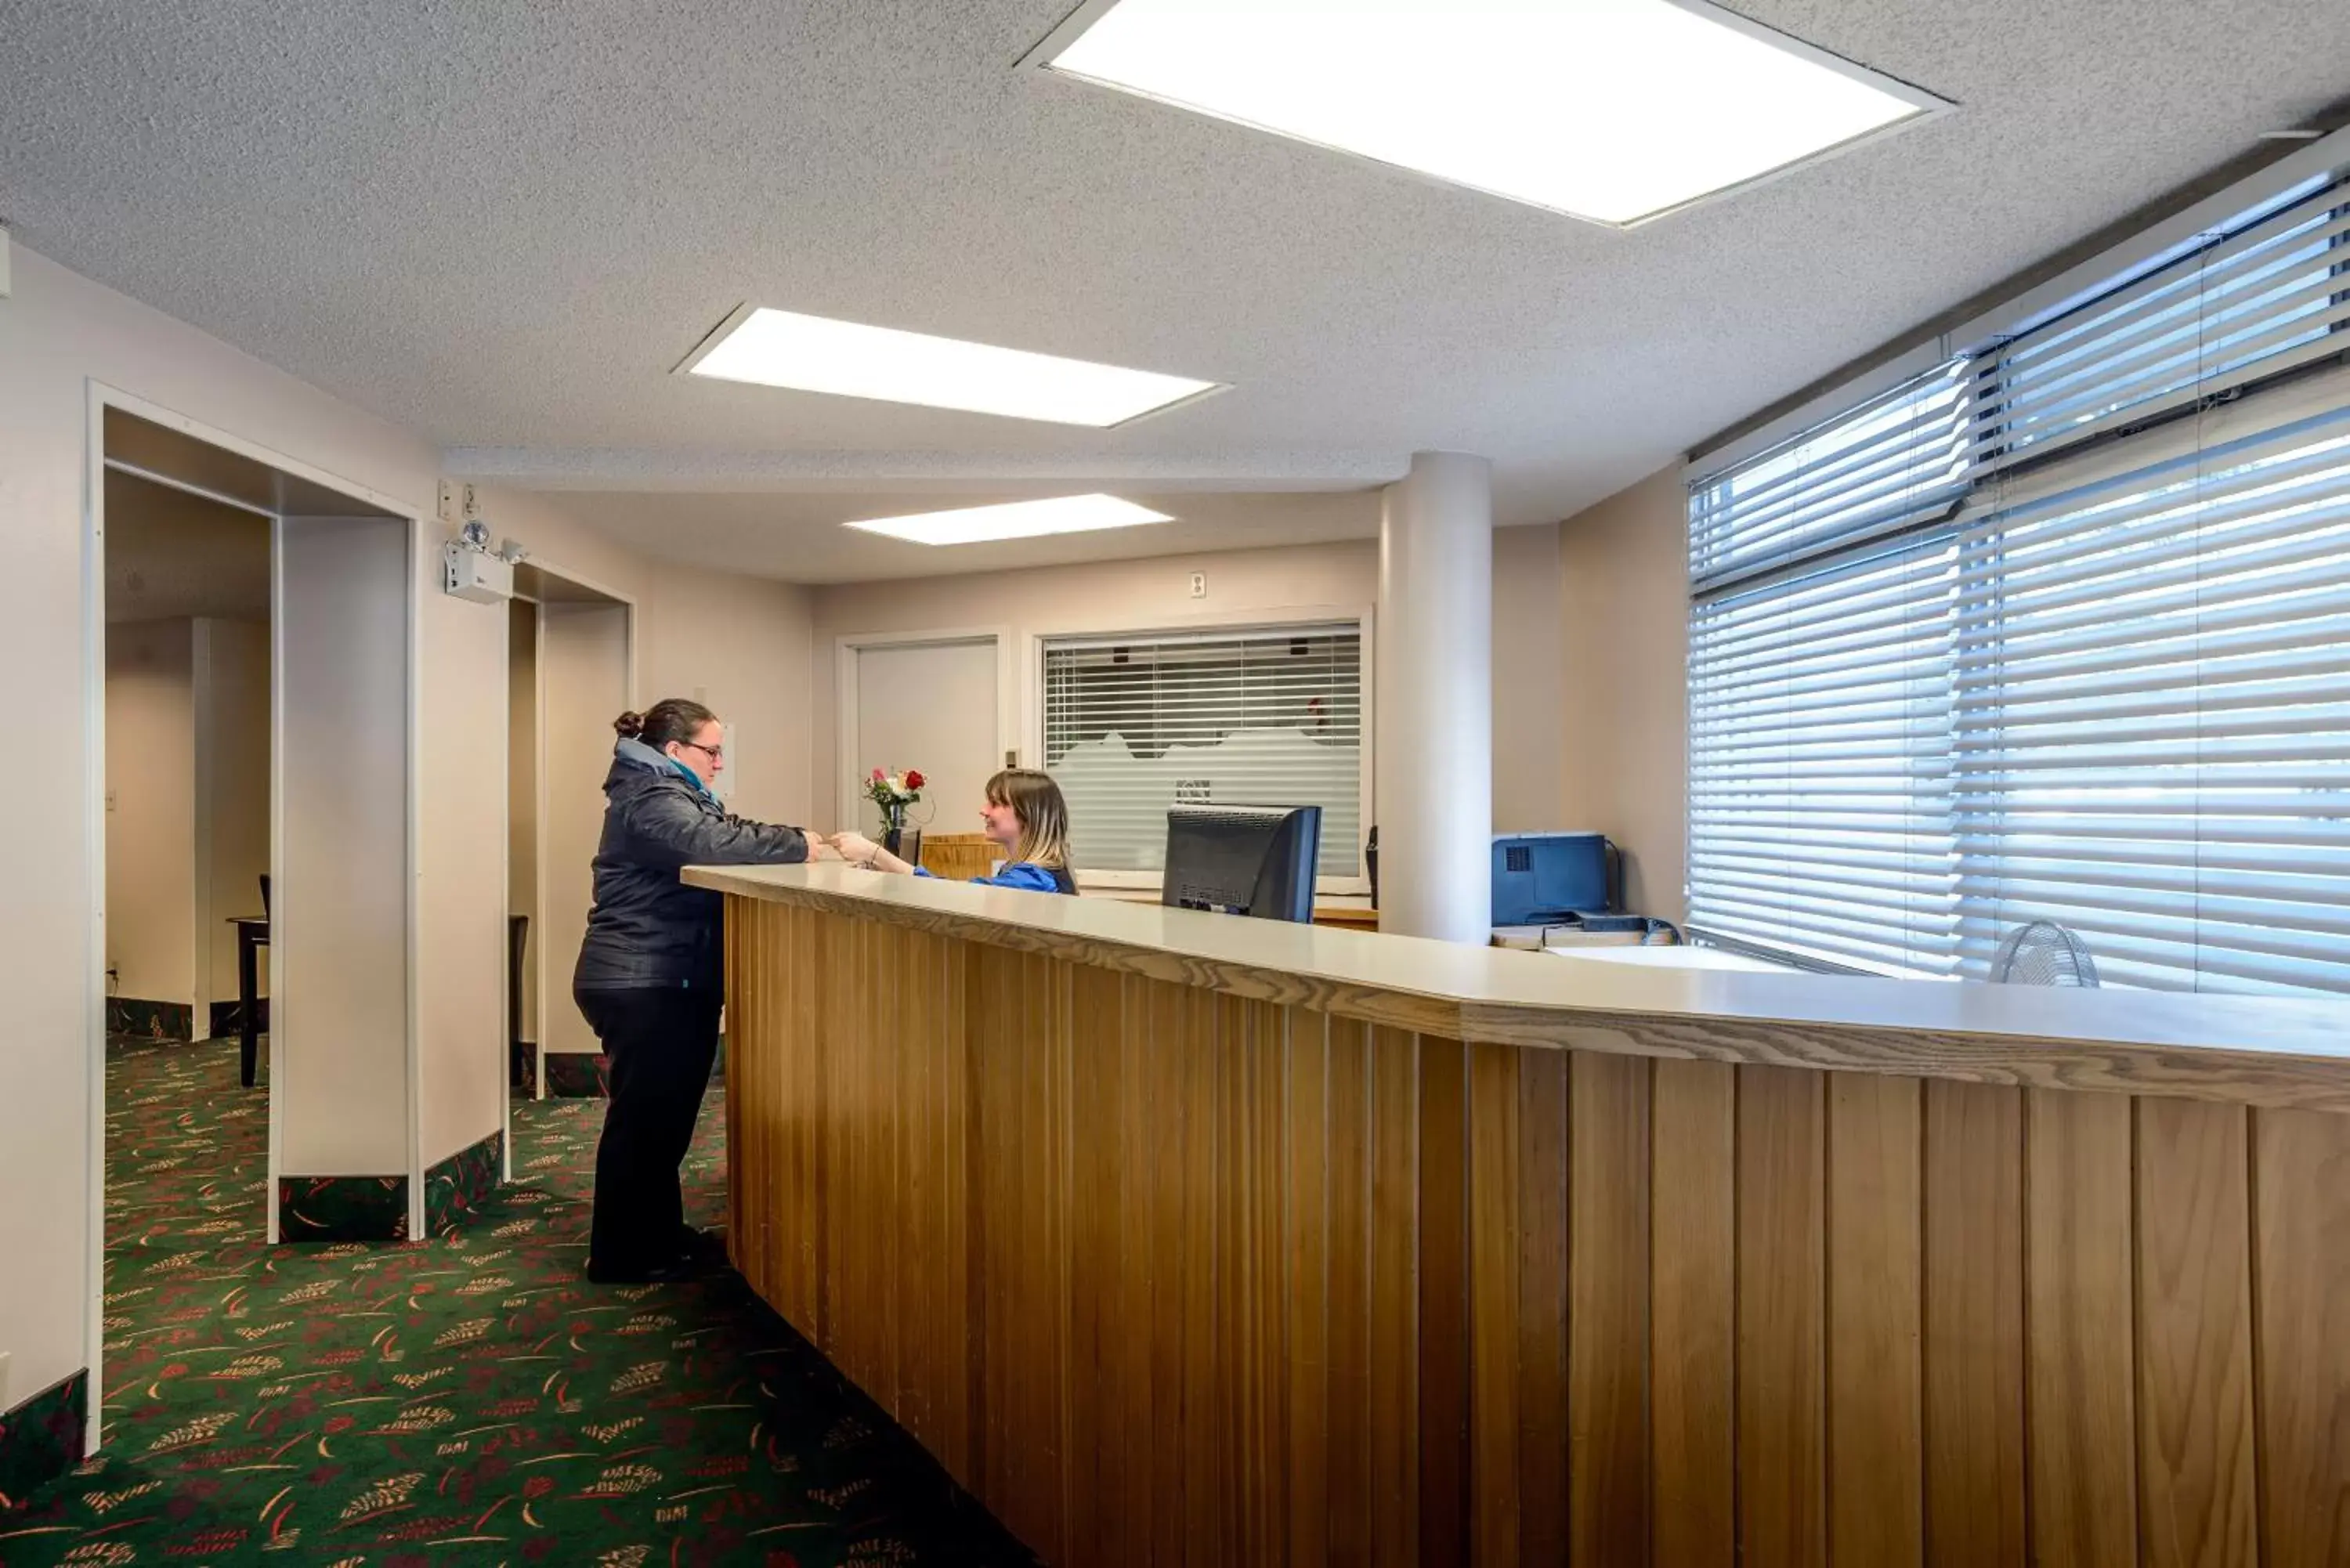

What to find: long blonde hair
left=987, top=768, right=1070, bottom=869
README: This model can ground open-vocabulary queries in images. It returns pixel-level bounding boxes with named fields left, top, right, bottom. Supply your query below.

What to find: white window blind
left=1950, top=379, right=2350, bottom=995
left=1690, top=358, right=1972, bottom=591
left=1976, top=175, right=2350, bottom=471
left=1043, top=625, right=1363, bottom=881
left=1687, top=167, right=2350, bottom=993
left=1687, top=538, right=1961, bottom=973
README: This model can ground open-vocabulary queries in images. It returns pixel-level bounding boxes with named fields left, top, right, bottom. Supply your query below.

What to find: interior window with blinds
left=1687, top=168, right=2350, bottom=995
left=1043, top=626, right=1363, bottom=883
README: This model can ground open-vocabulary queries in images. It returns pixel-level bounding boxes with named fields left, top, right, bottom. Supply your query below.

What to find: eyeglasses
left=676, top=740, right=725, bottom=762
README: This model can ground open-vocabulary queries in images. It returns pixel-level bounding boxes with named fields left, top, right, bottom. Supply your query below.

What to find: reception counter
left=691, top=862, right=2350, bottom=1568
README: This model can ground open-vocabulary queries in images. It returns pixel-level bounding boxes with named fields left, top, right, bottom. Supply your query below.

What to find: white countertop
left=689, top=862, right=2350, bottom=1108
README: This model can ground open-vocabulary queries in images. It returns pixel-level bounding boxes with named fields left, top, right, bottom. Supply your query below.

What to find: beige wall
left=1490, top=523, right=1565, bottom=834
left=473, top=490, right=818, bottom=830
left=103, top=616, right=272, bottom=1027
left=104, top=621, right=197, bottom=1006
left=1557, top=464, right=1688, bottom=923
left=807, top=526, right=1563, bottom=839
left=640, top=562, right=815, bottom=828
left=0, top=240, right=504, bottom=1404
left=194, top=618, right=270, bottom=1014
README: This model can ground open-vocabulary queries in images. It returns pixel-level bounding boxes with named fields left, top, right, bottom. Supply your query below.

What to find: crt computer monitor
left=1162, top=805, right=1323, bottom=923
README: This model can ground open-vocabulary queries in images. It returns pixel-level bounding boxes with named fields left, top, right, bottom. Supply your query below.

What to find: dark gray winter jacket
left=572, top=738, right=809, bottom=995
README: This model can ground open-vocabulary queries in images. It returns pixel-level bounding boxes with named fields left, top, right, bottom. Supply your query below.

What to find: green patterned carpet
left=0, top=1038, right=1035, bottom=1567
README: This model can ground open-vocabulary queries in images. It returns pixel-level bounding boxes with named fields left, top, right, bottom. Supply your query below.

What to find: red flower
left=904, top=770, right=925, bottom=789
left=870, top=767, right=885, bottom=782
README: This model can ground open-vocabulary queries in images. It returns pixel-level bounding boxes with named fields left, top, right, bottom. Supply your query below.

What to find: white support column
left=1375, top=451, right=1494, bottom=943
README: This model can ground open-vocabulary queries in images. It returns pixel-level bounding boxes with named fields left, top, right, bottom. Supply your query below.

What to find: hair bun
left=613, top=710, right=645, bottom=739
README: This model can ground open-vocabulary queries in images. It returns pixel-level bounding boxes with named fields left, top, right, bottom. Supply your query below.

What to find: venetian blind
left=1687, top=537, right=1962, bottom=973
left=1950, top=375, right=2350, bottom=995
left=1686, top=166, right=2350, bottom=992
left=1042, top=626, right=1363, bottom=882
left=1689, top=358, right=1972, bottom=592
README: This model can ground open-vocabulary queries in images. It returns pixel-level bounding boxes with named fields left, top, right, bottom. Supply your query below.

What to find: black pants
left=577, top=985, right=722, bottom=1275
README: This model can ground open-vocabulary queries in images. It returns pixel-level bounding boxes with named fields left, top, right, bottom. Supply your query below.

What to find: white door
left=850, top=640, right=1000, bottom=844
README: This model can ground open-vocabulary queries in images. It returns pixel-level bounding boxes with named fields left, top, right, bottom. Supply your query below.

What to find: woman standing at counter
left=830, top=768, right=1077, bottom=894
left=573, top=698, right=830, bottom=1283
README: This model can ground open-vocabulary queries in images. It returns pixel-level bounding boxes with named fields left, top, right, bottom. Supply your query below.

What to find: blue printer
left=1491, top=832, right=1620, bottom=927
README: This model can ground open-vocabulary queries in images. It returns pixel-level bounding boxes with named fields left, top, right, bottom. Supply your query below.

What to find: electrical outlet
left=1188, top=571, right=1207, bottom=599
left=461, top=483, right=482, bottom=522
left=105, top=789, right=117, bottom=813
left=436, top=480, right=461, bottom=525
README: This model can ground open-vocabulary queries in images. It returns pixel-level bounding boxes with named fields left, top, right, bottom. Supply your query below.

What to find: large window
left=1043, top=624, right=1364, bottom=884
left=1687, top=171, right=2350, bottom=995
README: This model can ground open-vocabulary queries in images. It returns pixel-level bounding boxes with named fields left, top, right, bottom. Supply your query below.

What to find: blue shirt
left=913, top=862, right=1070, bottom=894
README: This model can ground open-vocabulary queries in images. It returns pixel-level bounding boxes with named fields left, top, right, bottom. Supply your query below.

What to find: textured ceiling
left=524, top=488, right=1385, bottom=584
left=5, top=0, right=2348, bottom=580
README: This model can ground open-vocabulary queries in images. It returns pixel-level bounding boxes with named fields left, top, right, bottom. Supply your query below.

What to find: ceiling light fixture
left=1026, top=0, right=1946, bottom=226
left=678, top=305, right=1223, bottom=427
left=842, top=493, right=1176, bottom=546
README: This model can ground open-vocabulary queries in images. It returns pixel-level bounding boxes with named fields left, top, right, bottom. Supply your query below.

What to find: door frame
left=81, top=382, right=422, bottom=1448
left=833, top=625, right=1015, bottom=839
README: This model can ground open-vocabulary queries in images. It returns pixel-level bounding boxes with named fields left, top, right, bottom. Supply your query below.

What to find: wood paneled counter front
left=692, top=863, right=2350, bottom=1568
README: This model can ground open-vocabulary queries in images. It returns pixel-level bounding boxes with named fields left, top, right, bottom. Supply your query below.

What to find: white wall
left=1558, top=464, right=1688, bottom=923
left=0, top=240, right=497, bottom=1411
left=195, top=618, right=270, bottom=1016
left=278, top=516, right=412, bottom=1176
left=103, top=620, right=197, bottom=1007
left=807, top=527, right=1564, bottom=839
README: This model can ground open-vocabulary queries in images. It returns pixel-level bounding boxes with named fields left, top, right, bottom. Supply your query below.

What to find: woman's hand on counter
left=829, top=830, right=882, bottom=867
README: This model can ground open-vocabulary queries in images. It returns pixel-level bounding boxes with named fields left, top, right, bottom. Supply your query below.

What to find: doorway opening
left=87, top=399, right=417, bottom=1445
left=507, top=562, right=633, bottom=1105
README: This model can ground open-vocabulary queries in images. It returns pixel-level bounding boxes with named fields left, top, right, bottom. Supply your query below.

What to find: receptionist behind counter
left=830, top=768, right=1077, bottom=894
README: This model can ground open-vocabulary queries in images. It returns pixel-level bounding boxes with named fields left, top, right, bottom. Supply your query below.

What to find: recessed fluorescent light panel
left=679, top=305, right=1223, bottom=427
left=844, top=493, right=1176, bottom=547
left=1029, top=0, right=1945, bottom=226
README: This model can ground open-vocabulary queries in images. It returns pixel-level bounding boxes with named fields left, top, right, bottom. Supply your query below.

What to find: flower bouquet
left=865, top=767, right=925, bottom=851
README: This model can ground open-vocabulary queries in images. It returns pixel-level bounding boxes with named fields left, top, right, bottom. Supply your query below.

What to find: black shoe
left=586, top=1254, right=704, bottom=1285
left=676, top=1225, right=728, bottom=1264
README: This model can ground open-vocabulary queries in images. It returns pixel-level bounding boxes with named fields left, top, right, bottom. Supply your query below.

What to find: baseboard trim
left=107, top=997, right=193, bottom=1042
left=424, top=1128, right=504, bottom=1237
left=0, top=1368, right=88, bottom=1512
left=276, top=1176, right=409, bottom=1242
left=543, top=1052, right=610, bottom=1097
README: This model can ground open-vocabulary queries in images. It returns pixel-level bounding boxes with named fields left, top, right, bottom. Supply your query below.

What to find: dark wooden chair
left=510, top=914, right=533, bottom=1090
left=230, top=873, right=270, bottom=1087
